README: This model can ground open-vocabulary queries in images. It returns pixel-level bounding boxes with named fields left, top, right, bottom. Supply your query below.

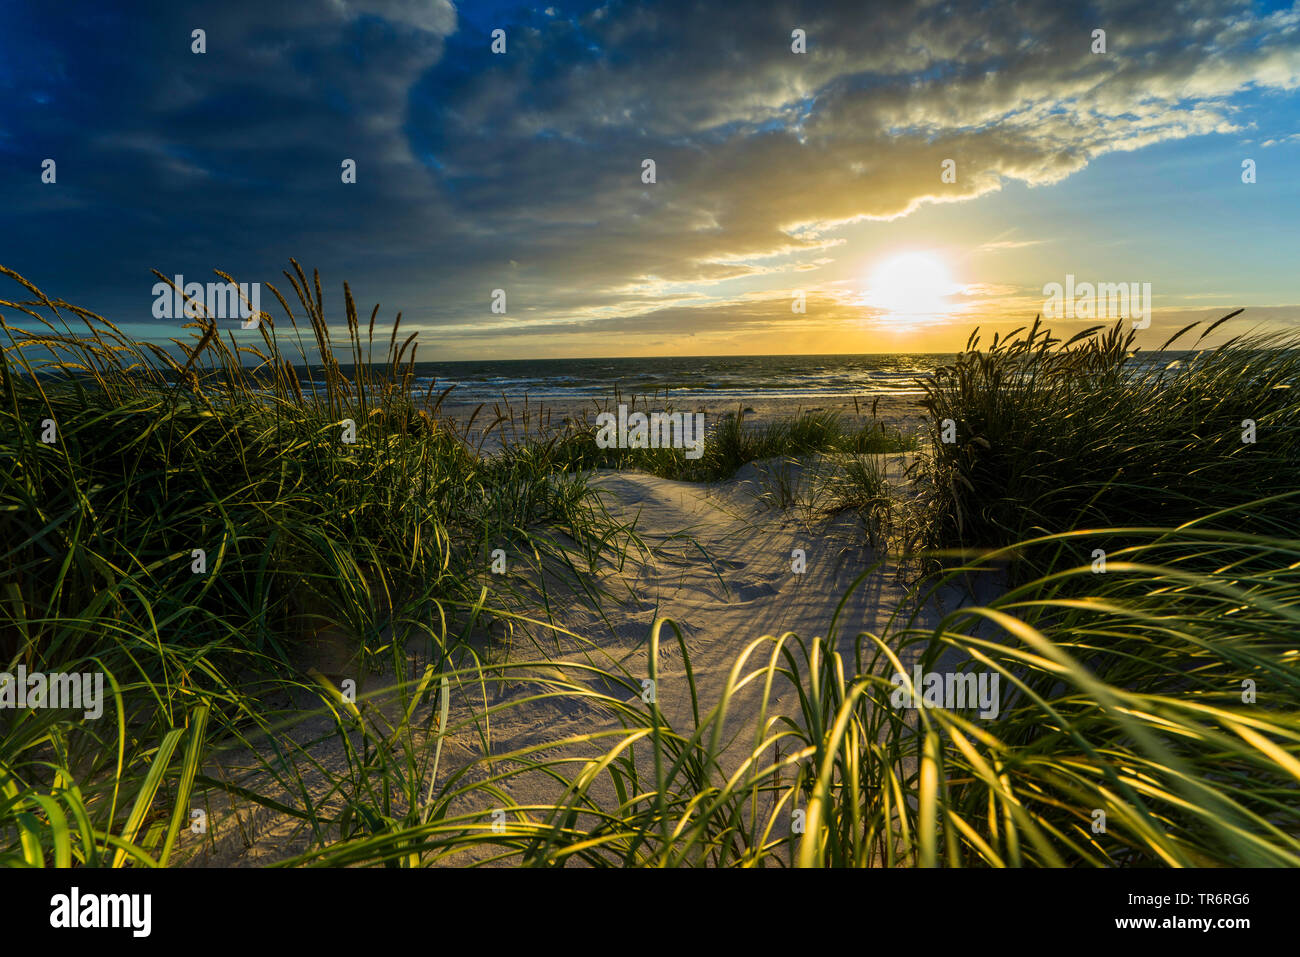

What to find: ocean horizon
left=285, top=350, right=1209, bottom=404
left=404, top=353, right=947, bottom=402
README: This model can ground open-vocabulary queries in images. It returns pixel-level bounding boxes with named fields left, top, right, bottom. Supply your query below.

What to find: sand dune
left=185, top=448, right=999, bottom=866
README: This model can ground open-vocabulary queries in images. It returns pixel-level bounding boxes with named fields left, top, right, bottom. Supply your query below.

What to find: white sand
left=180, top=441, right=998, bottom=866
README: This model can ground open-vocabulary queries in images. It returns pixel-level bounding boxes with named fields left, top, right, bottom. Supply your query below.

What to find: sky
left=1, top=0, right=1298, bottom=359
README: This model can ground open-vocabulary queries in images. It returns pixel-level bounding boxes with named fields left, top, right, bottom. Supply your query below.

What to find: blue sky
left=1, top=0, right=1298, bottom=357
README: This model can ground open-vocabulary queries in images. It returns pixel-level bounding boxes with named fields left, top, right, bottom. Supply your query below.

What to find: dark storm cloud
left=0, top=0, right=1294, bottom=341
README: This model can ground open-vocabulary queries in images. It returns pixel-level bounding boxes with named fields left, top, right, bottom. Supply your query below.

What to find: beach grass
left=269, top=519, right=1300, bottom=868
left=8, top=519, right=1299, bottom=867
left=910, top=313, right=1300, bottom=575
left=529, top=402, right=916, bottom=483
left=0, top=263, right=643, bottom=864
left=2, top=267, right=1298, bottom=868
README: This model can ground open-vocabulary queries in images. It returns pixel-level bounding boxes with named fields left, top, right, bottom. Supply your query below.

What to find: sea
left=195, top=350, right=1207, bottom=407
left=395, top=354, right=953, bottom=405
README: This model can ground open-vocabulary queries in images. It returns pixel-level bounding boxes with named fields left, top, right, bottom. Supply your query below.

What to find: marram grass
left=2, top=266, right=1298, bottom=867
left=102, top=518, right=1296, bottom=869
left=911, top=314, right=1300, bottom=574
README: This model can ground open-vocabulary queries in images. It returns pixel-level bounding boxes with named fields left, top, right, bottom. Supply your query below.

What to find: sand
left=435, top=392, right=932, bottom=452
left=178, top=395, right=998, bottom=866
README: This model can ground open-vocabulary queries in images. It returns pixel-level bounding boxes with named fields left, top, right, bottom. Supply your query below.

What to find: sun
left=866, top=251, right=958, bottom=322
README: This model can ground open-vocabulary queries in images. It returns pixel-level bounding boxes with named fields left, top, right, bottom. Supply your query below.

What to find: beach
left=7, top=0, right=1299, bottom=929
left=6, top=282, right=1298, bottom=872
left=182, top=436, right=990, bottom=866
left=437, top=392, right=932, bottom=453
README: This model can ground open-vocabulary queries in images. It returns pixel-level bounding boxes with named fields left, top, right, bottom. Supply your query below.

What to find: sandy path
left=183, top=454, right=990, bottom=865
left=421, top=456, right=982, bottom=856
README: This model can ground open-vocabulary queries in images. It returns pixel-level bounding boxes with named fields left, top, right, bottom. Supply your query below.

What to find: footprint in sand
left=727, top=581, right=778, bottom=602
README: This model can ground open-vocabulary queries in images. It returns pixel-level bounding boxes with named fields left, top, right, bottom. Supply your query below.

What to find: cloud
left=978, top=239, right=1050, bottom=252
left=1, top=0, right=1296, bottom=350
left=394, top=0, right=1300, bottom=327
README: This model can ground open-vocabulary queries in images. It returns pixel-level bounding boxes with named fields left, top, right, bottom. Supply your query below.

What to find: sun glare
left=866, top=251, right=958, bottom=322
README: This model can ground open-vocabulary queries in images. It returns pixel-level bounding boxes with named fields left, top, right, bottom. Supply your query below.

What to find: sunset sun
left=866, top=252, right=958, bottom=322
